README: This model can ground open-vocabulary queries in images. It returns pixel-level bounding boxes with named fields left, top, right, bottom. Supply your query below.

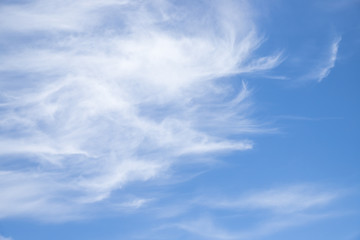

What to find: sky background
left=0, top=0, right=359, bottom=239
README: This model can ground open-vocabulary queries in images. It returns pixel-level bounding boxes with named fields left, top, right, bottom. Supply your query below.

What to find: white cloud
left=115, top=198, right=152, bottom=209
left=0, top=0, right=281, bottom=220
left=0, top=235, right=12, bottom=240
left=0, top=171, right=84, bottom=221
left=173, top=185, right=340, bottom=239
left=175, top=213, right=333, bottom=240
left=198, top=184, right=338, bottom=214
left=317, top=37, right=341, bottom=82
left=239, top=185, right=336, bottom=213
left=177, top=217, right=238, bottom=240
left=0, top=0, right=130, bottom=33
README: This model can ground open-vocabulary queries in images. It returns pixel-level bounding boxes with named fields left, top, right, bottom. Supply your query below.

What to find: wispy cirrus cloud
left=170, top=184, right=341, bottom=239
left=0, top=235, right=12, bottom=240
left=0, top=0, right=130, bottom=33
left=175, top=212, right=335, bottom=240
left=176, top=218, right=238, bottom=240
left=316, top=37, right=342, bottom=82
left=282, top=36, right=342, bottom=83
left=199, top=184, right=338, bottom=213
left=0, top=0, right=281, bottom=220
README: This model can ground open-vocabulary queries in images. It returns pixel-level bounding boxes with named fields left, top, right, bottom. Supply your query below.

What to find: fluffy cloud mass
left=0, top=0, right=280, bottom=220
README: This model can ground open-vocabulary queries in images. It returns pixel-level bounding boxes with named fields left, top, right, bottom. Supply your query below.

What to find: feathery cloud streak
left=198, top=184, right=337, bottom=213
left=174, top=185, right=340, bottom=239
left=0, top=0, right=281, bottom=219
left=317, top=37, right=341, bottom=82
left=0, top=235, right=12, bottom=240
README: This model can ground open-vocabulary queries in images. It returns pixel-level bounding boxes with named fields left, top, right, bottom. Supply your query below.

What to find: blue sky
left=0, top=0, right=359, bottom=239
